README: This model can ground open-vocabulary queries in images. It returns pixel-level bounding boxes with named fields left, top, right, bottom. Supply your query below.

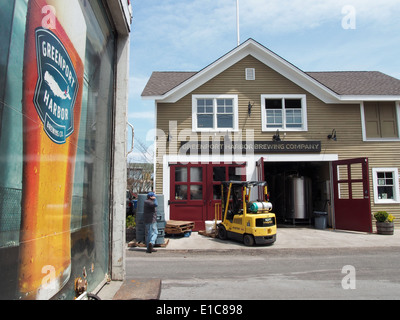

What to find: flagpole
left=236, top=0, right=240, bottom=46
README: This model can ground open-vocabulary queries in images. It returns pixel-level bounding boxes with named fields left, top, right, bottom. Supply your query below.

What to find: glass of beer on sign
left=19, top=0, right=86, bottom=299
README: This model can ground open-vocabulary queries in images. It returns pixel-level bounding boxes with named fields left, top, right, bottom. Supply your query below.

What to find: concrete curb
left=112, top=279, right=161, bottom=300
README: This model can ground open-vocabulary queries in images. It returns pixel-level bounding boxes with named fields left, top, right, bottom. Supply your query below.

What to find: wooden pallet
left=165, top=220, right=195, bottom=234
left=198, top=230, right=218, bottom=238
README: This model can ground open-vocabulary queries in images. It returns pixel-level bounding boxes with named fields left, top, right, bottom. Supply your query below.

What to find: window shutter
left=379, top=102, right=398, bottom=138
left=364, top=102, right=380, bottom=138
left=364, top=102, right=398, bottom=138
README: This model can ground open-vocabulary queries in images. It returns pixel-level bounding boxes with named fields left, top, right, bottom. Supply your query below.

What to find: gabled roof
left=142, top=38, right=400, bottom=103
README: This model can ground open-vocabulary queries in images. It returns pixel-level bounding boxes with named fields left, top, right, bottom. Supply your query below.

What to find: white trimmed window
left=372, top=168, right=400, bottom=204
left=261, top=94, right=307, bottom=131
left=192, top=95, right=238, bottom=131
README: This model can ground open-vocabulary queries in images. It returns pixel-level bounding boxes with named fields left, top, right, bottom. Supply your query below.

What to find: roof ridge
left=152, top=71, right=198, bottom=73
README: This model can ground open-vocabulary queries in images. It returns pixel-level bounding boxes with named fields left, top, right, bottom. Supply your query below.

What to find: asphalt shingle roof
left=142, top=71, right=197, bottom=97
left=306, top=71, right=400, bottom=96
left=142, top=70, right=400, bottom=97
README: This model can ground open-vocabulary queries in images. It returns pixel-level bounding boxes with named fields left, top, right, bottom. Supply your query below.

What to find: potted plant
left=374, top=211, right=395, bottom=235
left=126, top=215, right=136, bottom=242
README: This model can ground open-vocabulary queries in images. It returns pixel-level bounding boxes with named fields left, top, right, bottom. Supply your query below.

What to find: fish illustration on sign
left=44, top=71, right=72, bottom=100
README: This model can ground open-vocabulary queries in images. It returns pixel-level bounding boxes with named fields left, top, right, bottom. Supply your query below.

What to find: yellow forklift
left=217, top=181, right=277, bottom=246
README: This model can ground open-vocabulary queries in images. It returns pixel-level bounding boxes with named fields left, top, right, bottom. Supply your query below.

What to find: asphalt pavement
left=96, top=226, right=400, bottom=300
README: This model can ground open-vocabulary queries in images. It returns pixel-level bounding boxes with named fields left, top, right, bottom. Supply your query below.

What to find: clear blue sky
left=127, top=0, right=400, bottom=162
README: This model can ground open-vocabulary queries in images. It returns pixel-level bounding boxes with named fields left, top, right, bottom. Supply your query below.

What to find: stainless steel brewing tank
left=285, top=175, right=312, bottom=220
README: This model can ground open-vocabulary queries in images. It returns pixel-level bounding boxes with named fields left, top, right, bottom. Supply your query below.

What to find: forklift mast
left=220, top=181, right=269, bottom=222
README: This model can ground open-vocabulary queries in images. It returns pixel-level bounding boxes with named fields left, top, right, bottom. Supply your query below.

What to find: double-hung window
left=372, top=168, right=400, bottom=203
left=192, top=95, right=238, bottom=131
left=261, top=94, right=307, bottom=131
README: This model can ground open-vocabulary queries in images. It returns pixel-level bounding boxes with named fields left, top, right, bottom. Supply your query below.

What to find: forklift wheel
left=218, top=225, right=227, bottom=240
left=243, top=234, right=255, bottom=246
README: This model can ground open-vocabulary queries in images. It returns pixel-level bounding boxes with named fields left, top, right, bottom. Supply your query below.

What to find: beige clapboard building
left=142, top=39, right=400, bottom=233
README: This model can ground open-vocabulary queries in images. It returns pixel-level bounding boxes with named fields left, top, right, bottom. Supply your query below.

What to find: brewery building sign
left=180, top=140, right=322, bottom=154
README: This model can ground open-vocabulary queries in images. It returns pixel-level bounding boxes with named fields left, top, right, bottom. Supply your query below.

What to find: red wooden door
left=332, top=158, right=372, bottom=233
left=169, top=164, right=207, bottom=231
left=206, top=164, right=246, bottom=222
left=170, top=163, right=246, bottom=231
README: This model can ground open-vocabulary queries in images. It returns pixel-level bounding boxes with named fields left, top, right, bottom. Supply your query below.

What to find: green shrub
left=126, top=215, right=136, bottom=228
left=374, top=211, right=389, bottom=222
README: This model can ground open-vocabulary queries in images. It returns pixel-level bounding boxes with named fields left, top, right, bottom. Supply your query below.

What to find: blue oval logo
left=33, top=28, right=79, bottom=144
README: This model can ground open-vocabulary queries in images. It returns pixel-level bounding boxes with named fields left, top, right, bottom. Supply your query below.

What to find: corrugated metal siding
left=156, top=55, right=400, bottom=226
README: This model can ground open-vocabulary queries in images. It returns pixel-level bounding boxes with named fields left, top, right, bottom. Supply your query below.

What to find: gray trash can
left=314, top=211, right=327, bottom=230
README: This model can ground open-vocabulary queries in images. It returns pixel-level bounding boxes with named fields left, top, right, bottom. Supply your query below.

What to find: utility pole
left=236, top=0, right=240, bottom=46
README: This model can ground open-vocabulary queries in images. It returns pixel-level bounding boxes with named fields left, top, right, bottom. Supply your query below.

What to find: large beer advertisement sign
left=19, top=0, right=84, bottom=299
